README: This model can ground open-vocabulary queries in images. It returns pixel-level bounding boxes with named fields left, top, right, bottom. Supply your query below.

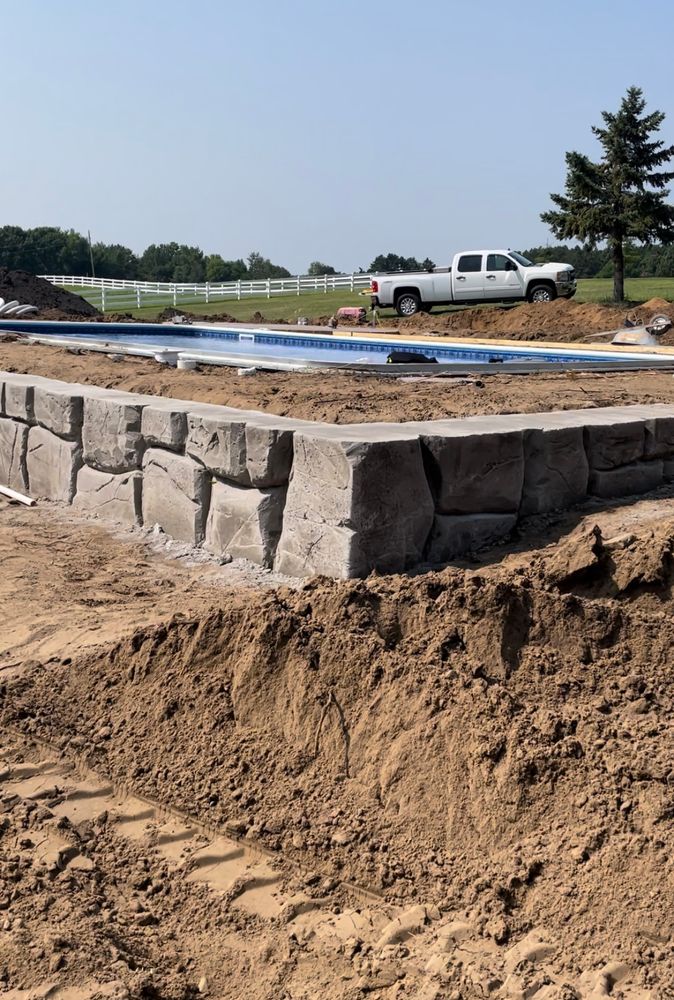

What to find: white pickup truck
left=369, top=249, right=577, bottom=316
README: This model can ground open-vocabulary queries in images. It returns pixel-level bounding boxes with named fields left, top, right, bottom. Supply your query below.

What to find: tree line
left=0, top=227, right=310, bottom=283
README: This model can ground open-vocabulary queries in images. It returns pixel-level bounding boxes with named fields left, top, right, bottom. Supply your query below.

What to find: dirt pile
left=5, top=514, right=674, bottom=995
left=398, top=298, right=674, bottom=342
left=0, top=270, right=99, bottom=318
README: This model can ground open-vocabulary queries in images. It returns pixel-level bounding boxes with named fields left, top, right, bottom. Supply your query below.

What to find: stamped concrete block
left=245, top=419, right=295, bottom=487
left=142, top=448, right=210, bottom=544
left=645, top=412, right=674, bottom=459
left=73, top=466, right=142, bottom=526
left=520, top=423, right=589, bottom=515
left=583, top=418, right=645, bottom=471
left=0, top=417, right=28, bottom=491
left=186, top=409, right=249, bottom=484
left=274, top=426, right=434, bottom=578
left=204, top=479, right=286, bottom=567
left=82, top=395, right=145, bottom=472
left=34, top=385, right=84, bottom=439
left=26, top=425, right=81, bottom=502
left=3, top=381, right=35, bottom=423
left=427, top=513, right=517, bottom=563
left=141, top=401, right=189, bottom=452
left=421, top=419, right=524, bottom=515
left=589, top=460, right=664, bottom=498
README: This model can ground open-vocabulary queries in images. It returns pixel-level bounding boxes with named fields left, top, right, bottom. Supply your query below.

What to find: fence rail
left=40, top=272, right=375, bottom=313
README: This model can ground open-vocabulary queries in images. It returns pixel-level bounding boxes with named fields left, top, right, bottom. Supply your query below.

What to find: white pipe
left=0, top=484, right=36, bottom=506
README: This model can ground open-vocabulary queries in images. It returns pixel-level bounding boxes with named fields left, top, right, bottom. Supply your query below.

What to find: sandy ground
left=3, top=340, right=674, bottom=423
left=2, top=491, right=674, bottom=998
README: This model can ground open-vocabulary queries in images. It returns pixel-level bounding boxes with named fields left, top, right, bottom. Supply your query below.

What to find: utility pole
left=87, top=230, right=96, bottom=278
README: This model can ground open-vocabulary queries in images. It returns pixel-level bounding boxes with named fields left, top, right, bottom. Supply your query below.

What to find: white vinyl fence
left=40, top=272, right=375, bottom=313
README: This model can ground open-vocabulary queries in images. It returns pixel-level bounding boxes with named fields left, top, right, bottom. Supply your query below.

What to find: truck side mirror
left=505, top=260, right=517, bottom=271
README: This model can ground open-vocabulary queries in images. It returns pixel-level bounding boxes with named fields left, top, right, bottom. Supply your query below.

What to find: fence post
left=173, top=286, right=177, bottom=307
left=137, top=287, right=141, bottom=309
left=324, top=273, right=328, bottom=294
left=350, top=274, right=354, bottom=292
left=266, top=278, right=271, bottom=299
left=237, top=280, right=241, bottom=301
left=206, top=283, right=210, bottom=304
left=101, top=287, right=106, bottom=312
left=297, top=276, right=301, bottom=296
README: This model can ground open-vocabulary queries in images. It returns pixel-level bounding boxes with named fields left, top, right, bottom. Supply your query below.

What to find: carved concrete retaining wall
left=2, top=371, right=674, bottom=578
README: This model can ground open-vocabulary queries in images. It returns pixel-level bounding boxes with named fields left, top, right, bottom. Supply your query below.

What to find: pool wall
left=2, top=370, right=674, bottom=577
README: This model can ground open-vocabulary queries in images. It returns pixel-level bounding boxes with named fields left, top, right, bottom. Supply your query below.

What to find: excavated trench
left=2, top=513, right=674, bottom=998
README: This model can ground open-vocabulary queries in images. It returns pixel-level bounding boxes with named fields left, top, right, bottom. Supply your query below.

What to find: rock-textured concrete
left=0, top=417, right=28, bottom=491
left=275, top=427, right=434, bottom=578
left=519, top=422, right=589, bottom=515
left=583, top=416, right=645, bottom=471
left=645, top=413, right=674, bottom=459
left=73, top=466, right=142, bottom=525
left=507, top=413, right=589, bottom=516
left=205, top=479, right=285, bottom=567
left=427, top=513, right=517, bottom=563
left=26, top=425, right=81, bottom=502
left=589, top=460, right=664, bottom=498
left=421, top=420, right=524, bottom=514
left=82, top=395, right=145, bottom=472
left=3, top=381, right=35, bottom=424
left=245, top=418, right=296, bottom=488
left=186, top=410, right=249, bottom=484
left=142, top=448, right=210, bottom=544
left=34, top=384, right=84, bottom=439
left=141, top=401, right=189, bottom=452
left=6, top=370, right=674, bottom=578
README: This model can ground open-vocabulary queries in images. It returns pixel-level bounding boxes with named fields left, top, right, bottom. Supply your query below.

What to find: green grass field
left=63, top=276, right=674, bottom=323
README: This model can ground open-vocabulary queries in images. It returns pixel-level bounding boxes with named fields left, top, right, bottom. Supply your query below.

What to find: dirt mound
left=6, top=516, right=674, bottom=993
left=398, top=298, right=674, bottom=342
left=0, top=269, right=99, bottom=318
left=155, top=306, right=238, bottom=324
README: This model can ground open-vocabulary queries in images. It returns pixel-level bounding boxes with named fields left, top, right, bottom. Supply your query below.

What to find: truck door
left=453, top=254, right=484, bottom=301
left=483, top=253, right=523, bottom=300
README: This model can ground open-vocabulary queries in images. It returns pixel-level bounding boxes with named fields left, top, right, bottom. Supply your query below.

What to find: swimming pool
left=0, top=319, right=670, bottom=370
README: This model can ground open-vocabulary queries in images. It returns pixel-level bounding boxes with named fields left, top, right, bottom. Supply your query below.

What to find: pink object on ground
left=336, top=307, right=367, bottom=322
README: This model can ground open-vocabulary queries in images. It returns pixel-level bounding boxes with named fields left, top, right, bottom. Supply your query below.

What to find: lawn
left=62, top=276, right=674, bottom=322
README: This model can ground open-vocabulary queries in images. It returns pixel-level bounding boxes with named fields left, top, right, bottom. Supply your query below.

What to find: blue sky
left=5, top=0, right=674, bottom=272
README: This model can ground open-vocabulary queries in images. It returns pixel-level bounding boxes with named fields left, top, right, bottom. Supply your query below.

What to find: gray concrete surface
left=142, top=448, right=210, bottom=544
left=73, top=465, right=142, bottom=526
left=205, top=479, right=286, bottom=567
left=26, top=425, right=81, bottom=502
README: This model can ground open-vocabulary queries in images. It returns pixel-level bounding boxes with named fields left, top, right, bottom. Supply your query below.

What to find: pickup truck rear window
left=457, top=254, right=482, bottom=273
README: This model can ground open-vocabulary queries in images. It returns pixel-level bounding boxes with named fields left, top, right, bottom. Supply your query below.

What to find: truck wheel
left=396, top=293, right=421, bottom=317
left=527, top=284, right=556, bottom=303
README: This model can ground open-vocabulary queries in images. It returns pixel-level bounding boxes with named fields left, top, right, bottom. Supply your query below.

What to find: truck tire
left=395, top=292, right=421, bottom=317
left=527, top=283, right=556, bottom=303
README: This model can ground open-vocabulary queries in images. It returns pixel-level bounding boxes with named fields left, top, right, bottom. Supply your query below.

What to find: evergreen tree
left=541, top=86, right=674, bottom=301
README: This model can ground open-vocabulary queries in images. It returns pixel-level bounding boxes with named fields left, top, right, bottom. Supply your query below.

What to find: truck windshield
left=509, top=252, right=534, bottom=267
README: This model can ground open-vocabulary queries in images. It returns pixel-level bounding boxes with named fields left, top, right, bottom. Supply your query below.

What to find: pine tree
left=541, top=87, right=674, bottom=302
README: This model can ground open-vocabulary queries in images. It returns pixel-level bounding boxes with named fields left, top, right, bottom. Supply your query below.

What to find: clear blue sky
left=5, top=0, right=674, bottom=272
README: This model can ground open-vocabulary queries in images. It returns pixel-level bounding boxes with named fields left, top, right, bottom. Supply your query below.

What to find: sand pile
left=5, top=516, right=674, bottom=993
left=0, top=269, right=99, bottom=318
